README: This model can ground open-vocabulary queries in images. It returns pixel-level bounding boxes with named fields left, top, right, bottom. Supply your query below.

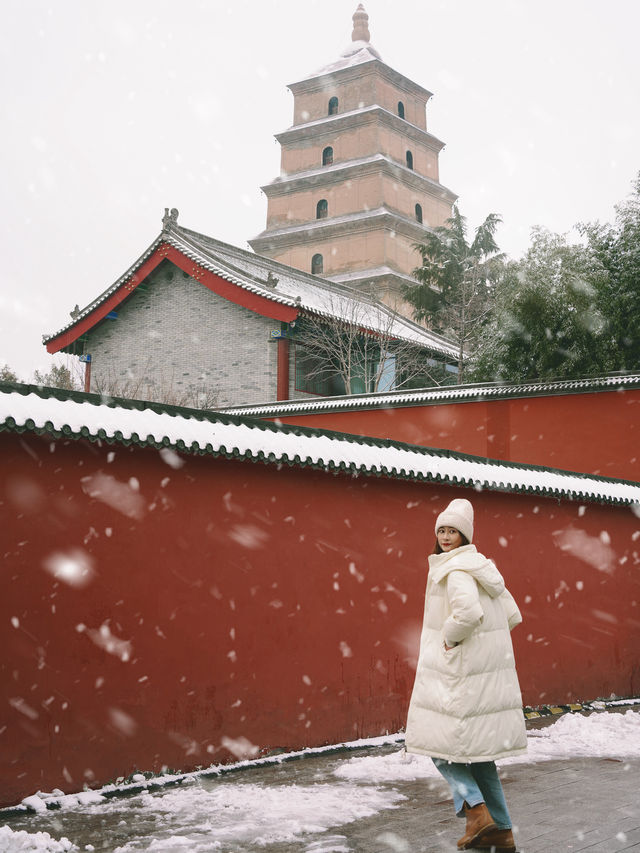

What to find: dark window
left=295, top=346, right=346, bottom=396
left=316, top=199, right=328, bottom=219
left=398, top=101, right=405, bottom=119
left=415, top=203, right=423, bottom=224
left=328, top=96, right=339, bottom=115
left=311, top=253, right=323, bottom=274
left=322, top=146, right=334, bottom=166
left=406, top=150, right=413, bottom=170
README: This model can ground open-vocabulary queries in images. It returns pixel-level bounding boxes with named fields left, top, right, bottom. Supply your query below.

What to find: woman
left=405, top=498, right=526, bottom=852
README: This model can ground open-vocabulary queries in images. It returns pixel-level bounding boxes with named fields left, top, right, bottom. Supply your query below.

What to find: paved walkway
left=3, top=717, right=639, bottom=852
left=4, top=752, right=639, bottom=852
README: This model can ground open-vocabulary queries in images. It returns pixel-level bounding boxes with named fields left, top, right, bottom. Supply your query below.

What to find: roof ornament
left=70, top=304, right=80, bottom=320
left=266, top=271, right=279, bottom=288
left=162, top=208, right=179, bottom=232
left=351, top=4, right=370, bottom=43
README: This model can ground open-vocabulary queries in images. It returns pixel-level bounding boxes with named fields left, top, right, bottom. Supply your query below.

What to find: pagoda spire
left=351, top=4, right=370, bottom=43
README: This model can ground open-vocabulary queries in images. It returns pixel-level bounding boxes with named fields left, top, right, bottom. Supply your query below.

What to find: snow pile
left=0, top=826, right=78, bottom=852
left=334, top=748, right=440, bottom=783
left=110, top=782, right=405, bottom=852
left=5, top=712, right=639, bottom=852
left=516, top=708, right=640, bottom=761
left=335, top=711, right=640, bottom=782
left=21, top=791, right=105, bottom=813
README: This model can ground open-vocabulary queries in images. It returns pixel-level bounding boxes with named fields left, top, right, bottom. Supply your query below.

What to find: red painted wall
left=2, top=432, right=639, bottom=807
left=269, top=388, right=640, bottom=481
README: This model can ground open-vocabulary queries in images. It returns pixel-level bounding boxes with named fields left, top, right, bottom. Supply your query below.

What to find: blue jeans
left=432, top=758, right=512, bottom=830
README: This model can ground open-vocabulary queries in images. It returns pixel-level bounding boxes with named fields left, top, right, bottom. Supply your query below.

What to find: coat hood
left=428, top=544, right=505, bottom=599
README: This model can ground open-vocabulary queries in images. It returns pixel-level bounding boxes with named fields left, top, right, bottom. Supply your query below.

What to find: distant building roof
left=43, top=211, right=457, bottom=359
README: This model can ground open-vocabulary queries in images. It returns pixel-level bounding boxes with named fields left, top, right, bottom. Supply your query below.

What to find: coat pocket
left=440, top=636, right=463, bottom=675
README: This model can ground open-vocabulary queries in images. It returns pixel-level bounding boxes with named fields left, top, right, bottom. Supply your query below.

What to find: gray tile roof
left=43, top=216, right=457, bottom=358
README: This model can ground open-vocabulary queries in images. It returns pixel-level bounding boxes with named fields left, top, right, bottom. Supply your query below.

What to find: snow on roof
left=42, top=237, right=163, bottom=344
left=172, top=226, right=456, bottom=354
left=329, top=265, right=420, bottom=287
left=291, top=4, right=430, bottom=101
left=43, top=217, right=457, bottom=358
left=2, top=382, right=640, bottom=507
left=224, top=373, right=640, bottom=418
left=305, top=41, right=382, bottom=78
left=262, top=153, right=451, bottom=196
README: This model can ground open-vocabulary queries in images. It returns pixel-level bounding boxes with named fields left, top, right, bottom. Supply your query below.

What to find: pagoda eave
left=261, top=157, right=457, bottom=203
left=275, top=106, right=446, bottom=151
left=288, top=58, right=433, bottom=103
left=250, top=209, right=439, bottom=253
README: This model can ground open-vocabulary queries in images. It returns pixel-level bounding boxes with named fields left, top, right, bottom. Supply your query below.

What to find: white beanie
left=435, top=498, right=474, bottom=543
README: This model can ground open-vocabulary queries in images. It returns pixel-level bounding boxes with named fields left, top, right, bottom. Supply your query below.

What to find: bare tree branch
left=293, top=293, right=451, bottom=396
left=91, top=357, right=221, bottom=409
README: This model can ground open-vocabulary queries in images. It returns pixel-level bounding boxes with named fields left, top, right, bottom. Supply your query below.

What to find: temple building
left=42, top=6, right=460, bottom=407
left=43, top=212, right=457, bottom=407
left=250, top=4, right=457, bottom=307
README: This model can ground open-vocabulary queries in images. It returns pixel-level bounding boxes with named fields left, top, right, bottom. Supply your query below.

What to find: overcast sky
left=1, top=0, right=638, bottom=380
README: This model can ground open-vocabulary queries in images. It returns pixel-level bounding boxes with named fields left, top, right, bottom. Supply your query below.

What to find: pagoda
left=250, top=4, right=457, bottom=307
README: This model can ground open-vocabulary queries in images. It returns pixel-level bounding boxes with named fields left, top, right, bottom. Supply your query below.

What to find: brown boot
left=473, top=828, right=517, bottom=852
left=457, top=801, right=497, bottom=849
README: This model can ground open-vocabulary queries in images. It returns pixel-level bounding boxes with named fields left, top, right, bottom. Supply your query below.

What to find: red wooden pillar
left=277, top=337, right=290, bottom=401
left=84, top=359, right=91, bottom=393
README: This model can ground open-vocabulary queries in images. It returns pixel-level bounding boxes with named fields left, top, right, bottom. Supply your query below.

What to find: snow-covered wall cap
left=2, top=383, right=640, bottom=508
left=224, top=373, right=640, bottom=418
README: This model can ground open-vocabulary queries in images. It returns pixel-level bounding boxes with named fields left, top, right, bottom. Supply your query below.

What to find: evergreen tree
left=579, top=173, right=640, bottom=371
left=405, top=207, right=503, bottom=383
left=471, top=228, right=608, bottom=382
left=473, top=175, right=640, bottom=383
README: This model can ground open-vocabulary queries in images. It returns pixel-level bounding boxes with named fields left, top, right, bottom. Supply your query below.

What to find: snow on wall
left=2, top=388, right=639, bottom=506
left=225, top=373, right=640, bottom=417
left=2, top=383, right=640, bottom=808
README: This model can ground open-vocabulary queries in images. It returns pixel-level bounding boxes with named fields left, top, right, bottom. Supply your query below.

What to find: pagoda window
left=322, top=146, right=334, bottom=166
left=398, top=101, right=405, bottom=119
left=328, top=96, right=339, bottom=115
left=311, top=253, right=324, bottom=275
left=316, top=199, right=328, bottom=219
left=415, top=203, right=423, bottom=223
left=406, top=150, right=414, bottom=170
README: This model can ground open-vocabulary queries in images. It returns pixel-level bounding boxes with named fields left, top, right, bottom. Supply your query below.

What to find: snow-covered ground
left=2, top=709, right=639, bottom=853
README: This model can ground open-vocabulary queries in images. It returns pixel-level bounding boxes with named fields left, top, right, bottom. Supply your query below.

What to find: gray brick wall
left=84, top=262, right=280, bottom=408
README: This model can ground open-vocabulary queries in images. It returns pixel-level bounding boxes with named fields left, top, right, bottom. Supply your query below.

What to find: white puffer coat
left=405, top=544, right=527, bottom=763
